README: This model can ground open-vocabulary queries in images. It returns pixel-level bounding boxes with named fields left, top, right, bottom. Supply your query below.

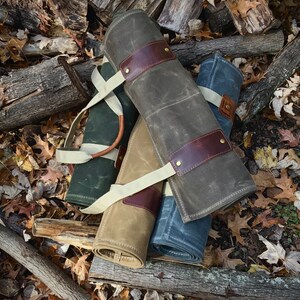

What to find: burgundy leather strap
left=219, top=95, right=236, bottom=121
left=170, top=130, right=232, bottom=176
left=123, top=186, right=162, bottom=217
left=120, top=40, right=176, bottom=82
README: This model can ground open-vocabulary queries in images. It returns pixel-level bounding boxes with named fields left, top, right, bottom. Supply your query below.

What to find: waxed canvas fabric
left=150, top=54, right=243, bottom=262
left=93, top=118, right=163, bottom=268
left=65, top=62, right=138, bottom=207
left=103, top=10, right=256, bottom=222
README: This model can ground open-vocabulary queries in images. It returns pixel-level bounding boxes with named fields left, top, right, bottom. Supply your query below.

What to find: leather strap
left=170, top=130, right=232, bottom=176
left=199, top=86, right=236, bottom=121
left=120, top=40, right=176, bottom=82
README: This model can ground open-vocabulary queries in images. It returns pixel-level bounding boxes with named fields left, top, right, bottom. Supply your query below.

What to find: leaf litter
left=0, top=1, right=299, bottom=299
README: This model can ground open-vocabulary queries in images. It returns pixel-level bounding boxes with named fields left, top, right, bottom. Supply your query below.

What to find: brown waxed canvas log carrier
left=81, top=10, right=256, bottom=223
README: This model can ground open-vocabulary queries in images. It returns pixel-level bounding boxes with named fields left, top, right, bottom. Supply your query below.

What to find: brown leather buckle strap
left=219, top=95, right=236, bottom=121
left=170, top=130, right=232, bottom=176
left=120, top=40, right=176, bottom=82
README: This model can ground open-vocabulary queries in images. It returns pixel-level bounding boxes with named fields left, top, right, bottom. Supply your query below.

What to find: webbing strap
left=64, top=69, right=125, bottom=148
left=56, top=143, right=119, bottom=164
left=163, top=181, right=173, bottom=197
left=199, top=86, right=222, bottom=108
left=80, top=162, right=176, bottom=214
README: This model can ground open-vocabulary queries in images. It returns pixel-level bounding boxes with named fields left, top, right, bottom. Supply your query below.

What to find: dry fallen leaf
left=252, top=192, right=278, bottom=208
left=258, top=235, right=285, bottom=264
left=251, top=170, right=276, bottom=191
left=274, top=170, right=298, bottom=200
left=283, top=251, right=300, bottom=274
left=64, top=253, right=90, bottom=284
left=252, top=209, right=284, bottom=228
left=227, top=0, right=261, bottom=18
left=228, top=213, right=251, bottom=244
left=278, top=129, right=299, bottom=147
left=253, top=146, right=278, bottom=170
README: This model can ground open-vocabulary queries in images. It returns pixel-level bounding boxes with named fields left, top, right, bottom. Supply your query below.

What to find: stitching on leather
left=169, top=130, right=232, bottom=176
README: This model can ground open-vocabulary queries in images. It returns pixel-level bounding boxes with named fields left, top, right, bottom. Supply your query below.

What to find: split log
left=0, top=5, right=42, bottom=34
left=157, top=0, right=203, bottom=33
left=90, top=0, right=166, bottom=25
left=205, top=2, right=235, bottom=35
left=224, top=0, right=276, bottom=35
left=89, top=258, right=300, bottom=299
left=172, top=29, right=284, bottom=66
left=33, top=218, right=98, bottom=250
left=0, top=56, right=95, bottom=132
left=0, top=1, right=88, bottom=40
left=23, top=35, right=79, bottom=57
left=0, top=224, right=90, bottom=300
left=236, top=34, right=300, bottom=122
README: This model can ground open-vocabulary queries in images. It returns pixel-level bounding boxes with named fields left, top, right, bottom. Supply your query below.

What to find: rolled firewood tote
left=93, top=117, right=163, bottom=268
left=81, top=10, right=256, bottom=223
left=56, top=62, right=138, bottom=207
left=150, top=54, right=243, bottom=262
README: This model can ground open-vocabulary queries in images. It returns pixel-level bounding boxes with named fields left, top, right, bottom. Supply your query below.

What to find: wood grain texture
left=90, top=257, right=300, bottom=299
left=33, top=218, right=98, bottom=250
left=0, top=224, right=90, bottom=300
left=90, top=0, right=166, bottom=25
left=224, top=0, right=275, bottom=35
left=157, top=0, right=203, bottom=33
left=172, top=30, right=284, bottom=66
left=0, top=56, right=95, bottom=132
left=237, top=34, right=300, bottom=121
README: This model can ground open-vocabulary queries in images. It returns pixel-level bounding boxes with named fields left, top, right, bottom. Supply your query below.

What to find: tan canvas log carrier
left=81, top=10, right=256, bottom=223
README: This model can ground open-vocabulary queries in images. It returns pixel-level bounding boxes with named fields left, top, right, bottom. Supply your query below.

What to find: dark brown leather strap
left=120, top=40, right=176, bottom=82
left=123, top=186, right=162, bottom=217
left=219, top=95, right=236, bottom=121
left=170, top=130, right=232, bottom=176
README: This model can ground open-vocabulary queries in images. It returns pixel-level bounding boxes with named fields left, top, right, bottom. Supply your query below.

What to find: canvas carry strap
left=56, top=64, right=126, bottom=164
left=81, top=129, right=231, bottom=214
left=81, top=162, right=176, bottom=214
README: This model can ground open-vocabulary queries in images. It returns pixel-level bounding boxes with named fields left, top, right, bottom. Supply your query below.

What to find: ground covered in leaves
left=0, top=0, right=300, bottom=299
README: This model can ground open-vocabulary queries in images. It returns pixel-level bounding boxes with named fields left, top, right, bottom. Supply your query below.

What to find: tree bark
left=236, top=34, right=300, bottom=122
left=0, top=1, right=88, bottom=40
left=171, top=29, right=284, bottom=66
left=33, top=218, right=98, bottom=250
left=90, top=0, right=166, bottom=25
left=224, top=0, right=275, bottom=35
left=0, top=224, right=90, bottom=300
left=89, top=257, right=300, bottom=299
left=0, top=56, right=95, bottom=132
left=157, top=0, right=203, bottom=33
left=205, top=2, right=235, bottom=35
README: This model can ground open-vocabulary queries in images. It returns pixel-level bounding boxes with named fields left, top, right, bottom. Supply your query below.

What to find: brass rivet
left=125, top=68, right=130, bottom=74
left=220, top=139, right=226, bottom=144
left=164, top=47, right=170, bottom=52
left=225, top=104, right=231, bottom=110
left=176, top=161, right=182, bottom=167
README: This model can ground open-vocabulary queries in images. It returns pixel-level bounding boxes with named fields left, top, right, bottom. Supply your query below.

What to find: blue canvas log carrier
left=149, top=54, right=244, bottom=262
left=56, top=61, right=138, bottom=207
left=81, top=10, right=256, bottom=223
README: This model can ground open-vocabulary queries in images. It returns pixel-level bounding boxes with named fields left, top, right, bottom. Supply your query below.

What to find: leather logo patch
left=219, top=95, right=236, bottom=121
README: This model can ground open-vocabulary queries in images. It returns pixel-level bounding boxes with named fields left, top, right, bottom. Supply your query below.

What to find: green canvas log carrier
left=56, top=61, right=138, bottom=207
left=93, top=117, right=163, bottom=268
left=81, top=10, right=256, bottom=222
